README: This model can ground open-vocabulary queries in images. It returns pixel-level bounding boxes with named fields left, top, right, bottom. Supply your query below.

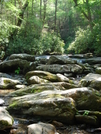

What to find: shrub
left=6, top=28, right=65, bottom=56
left=67, top=24, right=101, bottom=56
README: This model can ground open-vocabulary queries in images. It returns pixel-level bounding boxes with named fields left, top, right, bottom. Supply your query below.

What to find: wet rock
left=27, top=122, right=58, bottom=134
left=35, top=55, right=49, bottom=64
left=0, top=77, right=21, bottom=89
left=75, top=115, right=98, bottom=126
left=56, top=73, right=69, bottom=82
left=0, top=98, right=5, bottom=105
left=8, top=90, right=76, bottom=124
left=27, top=75, right=49, bottom=84
left=0, top=59, right=34, bottom=73
left=76, top=110, right=101, bottom=125
left=68, top=53, right=93, bottom=59
left=0, top=72, right=12, bottom=78
left=9, top=53, right=35, bottom=62
left=47, top=55, right=77, bottom=64
left=84, top=57, right=101, bottom=64
left=25, top=70, right=58, bottom=82
left=0, top=107, right=14, bottom=130
left=79, top=73, right=101, bottom=90
left=36, top=64, right=83, bottom=74
left=15, top=84, right=26, bottom=89
left=96, top=67, right=101, bottom=74
left=7, top=82, right=78, bottom=97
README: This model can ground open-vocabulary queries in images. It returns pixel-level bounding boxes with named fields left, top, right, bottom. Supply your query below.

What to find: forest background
left=0, top=0, right=101, bottom=59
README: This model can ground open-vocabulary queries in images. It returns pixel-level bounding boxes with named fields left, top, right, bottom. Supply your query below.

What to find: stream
left=0, top=76, right=101, bottom=134
left=0, top=55, right=101, bottom=134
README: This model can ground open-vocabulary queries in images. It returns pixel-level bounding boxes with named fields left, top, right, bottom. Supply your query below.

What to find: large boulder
left=27, top=122, right=58, bottom=134
left=75, top=110, right=101, bottom=126
left=25, top=70, right=58, bottom=82
left=56, top=73, right=69, bottom=82
left=0, top=59, right=36, bottom=73
left=7, top=87, right=101, bottom=124
left=47, top=55, right=77, bottom=64
left=9, top=53, right=35, bottom=62
left=68, top=53, right=93, bottom=59
left=27, top=75, right=50, bottom=84
left=0, top=107, right=14, bottom=130
left=36, top=64, right=83, bottom=74
left=7, top=82, right=78, bottom=97
left=0, top=77, right=21, bottom=89
left=84, top=57, right=101, bottom=64
left=96, top=67, right=101, bottom=74
left=79, top=73, right=101, bottom=90
left=8, top=90, right=76, bottom=124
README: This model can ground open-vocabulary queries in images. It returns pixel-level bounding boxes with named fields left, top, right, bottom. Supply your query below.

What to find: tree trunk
left=43, top=0, right=47, bottom=25
left=40, top=0, right=42, bottom=19
left=86, top=0, right=93, bottom=31
left=55, top=0, right=57, bottom=26
left=9, top=0, right=29, bottom=40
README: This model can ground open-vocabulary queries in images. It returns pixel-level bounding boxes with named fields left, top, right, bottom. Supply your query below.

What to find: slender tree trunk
left=86, top=0, right=93, bottom=31
left=17, top=0, right=28, bottom=26
left=43, top=0, right=47, bottom=25
left=32, top=0, right=34, bottom=15
left=15, top=0, right=16, bottom=25
left=9, top=0, right=28, bottom=41
left=55, top=0, right=57, bottom=26
left=40, top=0, right=42, bottom=19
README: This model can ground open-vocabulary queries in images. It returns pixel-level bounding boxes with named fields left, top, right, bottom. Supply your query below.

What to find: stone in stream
left=7, top=87, right=101, bottom=125
left=36, top=64, right=83, bottom=74
left=0, top=77, right=21, bottom=89
left=8, top=53, right=35, bottom=62
left=0, top=107, right=14, bottom=130
left=0, top=98, right=5, bottom=106
left=84, top=57, right=101, bottom=64
left=79, top=73, right=101, bottom=90
left=7, top=90, right=76, bottom=124
left=7, top=82, right=78, bottom=97
left=47, top=55, right=77, bottom=64
left=25, top=70, right=58, bottom=82
left=27, top=122, right=58, bottom=134
left=96, top=67, right=101, bottom=74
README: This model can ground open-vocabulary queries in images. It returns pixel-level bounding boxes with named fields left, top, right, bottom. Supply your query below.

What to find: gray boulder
left=36, top=64, right=83, bottom=74
left=0, top=77, right=21, bottom=89
left=0, top=107, right=14, bottom=130
left=0, top=59, right=36, bottom=73
left=96, top=67, right=101, bottom=74
left=9, top=53, right=35, bottom=62
left=25, top=70, right=58, bottom=82
left=8, top=90, right=76, bottom=124
left=27, top=122, right=58, bottom=134
left=7, top=87, right=101, bottom=124
left=56, top=73, right=69, bottom=82
left=84, top=57, right=101, bottom=64
left=79, top=73, right=101, bottom=90
left=68, top=53, right=93, bottom=59
left=27, top=75, right=49, bottom=84
left=47, top=55, right=77, bottom=64
left=7, top=82, right=78, bottom=97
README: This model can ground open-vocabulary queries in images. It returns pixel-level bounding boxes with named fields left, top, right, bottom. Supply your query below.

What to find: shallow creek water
left=1, top=89, right=101, bottom=134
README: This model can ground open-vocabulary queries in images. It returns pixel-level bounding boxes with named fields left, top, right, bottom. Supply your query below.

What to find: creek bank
left=0, top=53, right=101, bottom=133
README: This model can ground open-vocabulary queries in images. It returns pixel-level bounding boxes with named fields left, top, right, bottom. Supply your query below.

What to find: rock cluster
left=0, top=53, right=101, bottom=133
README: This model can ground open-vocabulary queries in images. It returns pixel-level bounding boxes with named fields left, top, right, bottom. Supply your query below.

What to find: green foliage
left=6, top=24, right=65, bottom=55
left=15, top=67, right=20, bottom=74
left=83, top=110, right=89, bottom=116
left=67, top=23, right=101, bottom=56
left=67, top=27, right=93, bottom=54
left=39, top=31, right=65, bottom=54
left=92, top=23, right=101, bottom=56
